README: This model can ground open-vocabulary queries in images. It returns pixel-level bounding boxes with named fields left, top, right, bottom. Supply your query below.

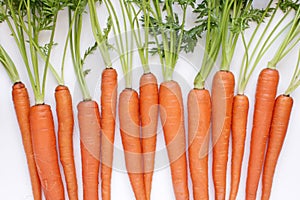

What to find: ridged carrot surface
left=30, top=104, right=65, bottom=200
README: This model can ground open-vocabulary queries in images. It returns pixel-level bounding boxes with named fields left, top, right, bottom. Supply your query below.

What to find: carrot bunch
left=246, top=4, right=300, bottom=199
left=187, top=1, right=222, bottom=199
left=103, top=0, right=146, bottom=199
left=1, top=1, right=67, bottom=199
left=149, top=0, right=198, bottom=199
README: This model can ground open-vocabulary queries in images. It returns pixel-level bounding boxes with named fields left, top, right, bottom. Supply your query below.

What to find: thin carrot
left=119, top=89, right=146, bottom=200
left=55, top=85, right=78, bottom=200
left=140, top=72, right=159, bottom=200
left=212, top=70, right=235, bottom=200
left=229, top=94, right=249, bottom=200
left=188, top=89, right=211, bottom=200
left=246, top=68, right=279, bottom=200
left=261, top=95, right=293, bottom=200
left=12, top=82, right=42, bottom=200
left=77, top=101, right=101, bottom=200
left=100, top=68, right=117, bottom=200
left=159, top=81, right=189, bottom=200
left=30, top=104, right=65, bottom=200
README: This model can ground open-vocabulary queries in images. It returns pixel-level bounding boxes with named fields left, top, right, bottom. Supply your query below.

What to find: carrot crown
left=1, top=0, right=65, bottom=104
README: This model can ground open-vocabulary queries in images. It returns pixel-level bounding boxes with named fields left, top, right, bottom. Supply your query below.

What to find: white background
left=0, top=0, right=299, bottom=199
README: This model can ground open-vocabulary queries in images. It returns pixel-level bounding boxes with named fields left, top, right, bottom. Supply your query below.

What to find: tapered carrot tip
left=188, top=89, right=211, bottom=200
left=229, top=94, right=249, bottom=200
left=246, top=68, right=279, bottom=200
left=30, top=104, right=65, bottom=200
left=12, top=82, right=42, bottom=200
left=78, top=100, right=101, bottom=200
left=261, top=95, right=293, bottom=200
left=159, top=80, right=189, bottom=200
left=140, top=72, right=159, bottom=200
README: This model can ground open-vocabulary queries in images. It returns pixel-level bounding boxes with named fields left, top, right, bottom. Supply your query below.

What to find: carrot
left=100, top=68, right=117, bottom=200
left=246, top=68, right=279, bottom=200
left=139, top=72, right=159, bottom=200
left=30, top=104, right=65, bottom=200
left=12, top=82, right=42, bottom=200
left=77, top=100, right=101, bottom=200
left=159, top=81, right=189, bottom=200
left=229, top=94, right=249, bottom=200
left=55, top=85, right=78, bottom=200
left=188, top=88, right=211, bottom=200
left=119, top=88, right=146, bottom=200
left=261, top=95, right=293, bottom=200
left=212, top=70, right=235, bottom=200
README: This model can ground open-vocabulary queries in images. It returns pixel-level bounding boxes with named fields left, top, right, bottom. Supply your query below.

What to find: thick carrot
left=159, top=80, right=189, bottom=200
left=261, top=95, right=293, bottom=200
left=100, top=68, right=117, bottom=200
left=188, top=88, right=211, bottom=200
left=77, top=100, right=101, bottom=200
left=139, top=72, right=159, bottom=200
left=229, top=94, right=249, bottom=200
left=55, top=85, right=78, bottom=200
left=246, top=68, right=279, bottom=200
left=119, top=89, right=146, bottom=200
left=30, top=104, right=65, bottom=200
left=12, top=82, right=42, bottom=200
left=212, top=70, right=235, bottom=200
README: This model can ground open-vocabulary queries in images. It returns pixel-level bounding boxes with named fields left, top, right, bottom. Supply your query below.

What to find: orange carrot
left=119, top=89, right=146, bottom=200
left=212, top=70, right=235, bottom=200
left=188, top=88, right=211, bottom=200
left=229, top=94, right=249, bottom=200
left=139, top=72, right=159, bottom=200
left=100, top=68, right=117, bottom=200
left=30, top=104, right=65, bottom=200
left=159, top=80, right=189, bottom=200
left=12, top=82, right=42, bottom=200
left=261, top=95, right=293, bottom=200
left=55, top=85, right=78, bottom=200
left=77, top=100, right=101, bottom=200
left=246, top=68, right=279, bottom=200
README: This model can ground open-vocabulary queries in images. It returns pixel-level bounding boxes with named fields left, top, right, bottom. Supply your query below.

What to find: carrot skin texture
left=101, top=68, right=117, bottom=200
left=30, top=104, right=65, bottom=200
left=12, top=82, right=42, bottom=200
left=159, top=81, right=189, bottom=200
left=55, top=85, right=78, bottom=200
left=78, top=101, right=101, bottom=200
left=246, top=68, right=279, bottom=200
left=261, top=95, right=293, bottom=200
left=119, top=89, right=146, bottom=200
left=140, top=73, right=159, bottom=200
left=188, top=89, right=211, bottom=200
left=212, top=71, right=235, bottom=200
left=229, top=94, right=249, bottom=200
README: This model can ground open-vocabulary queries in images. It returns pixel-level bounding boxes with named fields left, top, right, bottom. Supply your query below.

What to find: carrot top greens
left=0, top=45, right=20, bottom=83
left=0, top=0, right=66, bottom=104
left=148, top=0, right=196, bottom=81
left=285, top=50, right=300, bottom=95
left=88, top=0, right=112, bottom=68
left=238, top=0, right=300, bottom=94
